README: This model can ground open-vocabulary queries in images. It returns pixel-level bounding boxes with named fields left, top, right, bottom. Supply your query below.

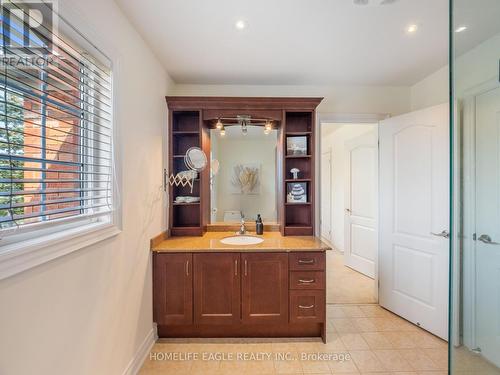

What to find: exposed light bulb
left=216, top=119, right=223, bottom=129
left=406, top=24, right=418, bottom=34
left=265, top=121, right=272, bottom=131
left=220, top=126, right=226, bottom=136
left=235, top=20, right=247, bottom=30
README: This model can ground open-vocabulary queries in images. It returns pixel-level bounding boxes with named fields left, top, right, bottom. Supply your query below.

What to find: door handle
left=430, top=230, right=449, bottom=239
left=478, top=234, right=500, bottom=245
left=234, top=259, right=238, bottom=276
left=244, top=259, right=248, bottom=276
left=185, top=260, right=189, bottom=276
left=345, top=208, right=351, bottom=214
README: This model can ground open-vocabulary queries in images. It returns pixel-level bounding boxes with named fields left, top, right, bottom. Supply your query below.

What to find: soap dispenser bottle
left=256, top=214, right=264, bottom=235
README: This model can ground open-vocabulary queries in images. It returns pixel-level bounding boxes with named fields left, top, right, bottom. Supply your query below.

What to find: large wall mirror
left=210, top=125, right=278, bottom=224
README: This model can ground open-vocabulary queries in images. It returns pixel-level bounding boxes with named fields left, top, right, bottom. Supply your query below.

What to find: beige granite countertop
left=152, top=232, right=331, bottom=252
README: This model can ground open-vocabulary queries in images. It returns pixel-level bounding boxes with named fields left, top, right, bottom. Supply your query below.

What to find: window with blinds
left=0, top=1, right=113, bottom=234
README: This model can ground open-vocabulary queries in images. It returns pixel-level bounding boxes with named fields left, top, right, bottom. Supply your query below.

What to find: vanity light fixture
left=220, top=126, right=226, bottom=136
left=216, top=118, right=223, bottom=129
left=455, top=25, right=467, bottom=33
left=264, top=121, right=272, bottom=131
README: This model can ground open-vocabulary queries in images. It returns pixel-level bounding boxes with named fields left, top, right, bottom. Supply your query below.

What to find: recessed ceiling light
left=406, top=24, right=418, bottom=34
left=455, top=25, right=467, bottom=33
left=235, top=20, right=247, bottom=30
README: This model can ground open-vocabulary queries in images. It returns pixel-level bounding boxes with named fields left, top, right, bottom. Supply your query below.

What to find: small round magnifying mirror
left=185, top=147, right=207, bottom=172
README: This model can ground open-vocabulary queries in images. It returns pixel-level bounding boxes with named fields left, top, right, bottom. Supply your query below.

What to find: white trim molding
left=0, top=222, right=121, bottom=280
left=122, top=327, right=157, bottom=375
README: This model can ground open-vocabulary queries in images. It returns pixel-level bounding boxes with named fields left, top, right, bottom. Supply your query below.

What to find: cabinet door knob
left=299, top=304, right=315, bottom=309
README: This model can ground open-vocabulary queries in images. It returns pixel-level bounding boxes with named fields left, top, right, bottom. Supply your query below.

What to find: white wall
left=211, top=127, right=278, bottom=223
left=0, top=0, right=171, bottom=374
left=411, top=33, right=500, bottom=110
left=171, top=84, right=411, bottom=116
left=321, top=123, right=377, bottom=252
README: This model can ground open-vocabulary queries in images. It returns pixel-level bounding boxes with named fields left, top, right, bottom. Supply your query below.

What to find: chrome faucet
left=238, top=214, right=246, bottom=235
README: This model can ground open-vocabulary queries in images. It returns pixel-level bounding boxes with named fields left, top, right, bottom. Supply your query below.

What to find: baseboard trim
left=122, top=327, right=157, bottom=375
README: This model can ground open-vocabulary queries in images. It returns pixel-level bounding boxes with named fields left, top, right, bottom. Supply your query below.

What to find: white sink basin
left=220, top=235, right=264, bottom=246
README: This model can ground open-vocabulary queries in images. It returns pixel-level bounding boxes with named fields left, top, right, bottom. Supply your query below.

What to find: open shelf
left=169, top=109, right=203, bottom=236
left=283, top=110, right=315, bottom=236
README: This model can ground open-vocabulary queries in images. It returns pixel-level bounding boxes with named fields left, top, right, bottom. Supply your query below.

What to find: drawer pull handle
left=299, top=304, right=315, bottom=309
left=298, top=259, right=314, bottom=264
left=299, top=279, right=315, bottom=284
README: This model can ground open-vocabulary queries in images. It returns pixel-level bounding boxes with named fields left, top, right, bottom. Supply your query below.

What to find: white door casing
left=379, top=103, right=449, bottom=340
left=344, top=131, right=378, bottom=278
left=321, top=149, right=332, bottom=244
left=474, top=87, right=500, bottom=367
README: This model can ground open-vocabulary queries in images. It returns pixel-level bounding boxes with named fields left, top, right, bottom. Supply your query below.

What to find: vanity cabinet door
left=193, top=253, right=241, bottom=324
left=241, top=253, right=288, bottom=324
left=153, top=253, right=193, bottom=325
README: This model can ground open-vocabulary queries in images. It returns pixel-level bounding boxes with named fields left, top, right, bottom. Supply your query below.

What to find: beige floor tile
left=349, top=350, right=387, bottom=372
left=398, top=349, right=440, bottom=371
left=322, top=332, right=348, bottom=351
left=339, top=333, right=370, bottom=350
left=417, top=371, right=448, bottom=375
left=330, top=318, right=360, bottom=333
left=328, top=305, right=348, bottom=318
left=358, top=305, right=392, bottom=318
left=412, top=331, right=447, bottom=349
left=351, top=318, right=379, bottom=332
left=275, top=357, right=303, bottom=374
left=300, top=360, right=331, bottom=374
left=360, top=332, right=393, bottom=349
left=373, top=349, right=414, bottom=371
left=327, top=354, right=359, bottom=373
left=341, top=305, right=367, bottom=318
left=382, top=331, right=419, bottom=349
left=189, top=360, right=221, bottom=375
left=422, top=348, right=448, bottom=370
left=326, top=250, right=376, bottom=304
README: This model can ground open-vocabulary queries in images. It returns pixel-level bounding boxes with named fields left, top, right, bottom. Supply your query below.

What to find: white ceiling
left=115, top=0, right=499, bottom=86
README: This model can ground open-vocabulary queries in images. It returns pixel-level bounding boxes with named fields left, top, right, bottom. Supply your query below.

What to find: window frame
left=0, top=7, right=121, bottom=281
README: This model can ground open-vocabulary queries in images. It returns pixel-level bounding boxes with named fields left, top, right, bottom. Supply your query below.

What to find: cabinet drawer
left=289, top=252, right=325, bottom=271
left=289, top=290, right=325, bottom=323
left=290, top=271, right=325, bottom=290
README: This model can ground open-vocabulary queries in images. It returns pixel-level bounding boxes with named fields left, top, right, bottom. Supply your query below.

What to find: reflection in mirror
left=452, top=0, right=500, bottom=374
left=210, top=125, right=278, bottom=224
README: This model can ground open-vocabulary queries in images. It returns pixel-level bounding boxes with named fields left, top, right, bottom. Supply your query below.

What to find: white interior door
left=344, top=131, right=377, bottom=278
left=379, top=103, right=449, bottom=340
left=475, top=87, right=500, bottom=366
left=321, top=150, right=332, bottom=244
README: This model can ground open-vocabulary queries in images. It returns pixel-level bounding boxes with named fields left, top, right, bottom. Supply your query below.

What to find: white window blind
left=0, top=1, right=113, bottom=233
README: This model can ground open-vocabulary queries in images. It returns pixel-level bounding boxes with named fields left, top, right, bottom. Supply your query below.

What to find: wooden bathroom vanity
left=152, top=232, right=330, bottom=342
left=154, top=96, right=329, bottom=341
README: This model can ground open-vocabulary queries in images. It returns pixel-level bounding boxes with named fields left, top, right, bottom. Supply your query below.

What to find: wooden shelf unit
left=166, top=96, right=322, bottom=236
left=169, top=110, right=204, bottom=236
left=283, top=111, right=315, bottom=236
